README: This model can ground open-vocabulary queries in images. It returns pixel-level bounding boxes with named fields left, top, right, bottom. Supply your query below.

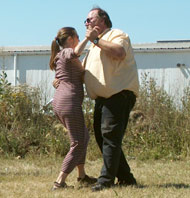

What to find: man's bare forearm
left=96, top=39, right=126, bottom=60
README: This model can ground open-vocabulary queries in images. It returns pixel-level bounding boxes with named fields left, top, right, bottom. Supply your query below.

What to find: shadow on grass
left=126, top=183, right=190, bottom=189
left=157, top=183, right=190, bottom=189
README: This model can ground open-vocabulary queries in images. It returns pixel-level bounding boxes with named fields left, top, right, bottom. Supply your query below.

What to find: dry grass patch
left=0, top=157, right=190, bottom=198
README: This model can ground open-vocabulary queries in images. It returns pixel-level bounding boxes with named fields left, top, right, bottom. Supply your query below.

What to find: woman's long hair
left=49, top=27, right=76, bottom=70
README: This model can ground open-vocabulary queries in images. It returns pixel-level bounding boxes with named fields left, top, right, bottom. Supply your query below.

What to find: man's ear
left=100, top=17, right=105, bottom=25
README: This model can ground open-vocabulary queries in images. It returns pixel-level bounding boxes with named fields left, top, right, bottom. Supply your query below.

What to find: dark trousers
left=94, top=90, right=136, bottom=186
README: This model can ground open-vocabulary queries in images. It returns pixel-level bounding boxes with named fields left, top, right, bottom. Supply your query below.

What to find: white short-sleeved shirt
left=83, top=29, right=139, bottom=99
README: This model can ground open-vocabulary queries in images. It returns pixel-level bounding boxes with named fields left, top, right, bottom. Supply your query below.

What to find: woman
left=49, top=27, right=96, bottom=190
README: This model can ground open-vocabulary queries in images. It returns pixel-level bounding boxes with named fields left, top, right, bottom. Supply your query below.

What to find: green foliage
left=82, top=91, right=102, bottom=160
left=0, top=71, right=69, bottom=157
left=125, top=73, right=190, bottom=160
left=0, top=71, right=190, bottom=160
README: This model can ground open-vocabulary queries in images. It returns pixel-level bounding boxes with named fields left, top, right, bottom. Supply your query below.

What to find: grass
left=0, top=156, right=190, bottom=198
left=1, top=71, right=190, bottom=197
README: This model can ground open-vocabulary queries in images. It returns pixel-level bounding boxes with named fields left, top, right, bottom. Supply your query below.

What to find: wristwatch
left=93, top=37, right=99, bottom=45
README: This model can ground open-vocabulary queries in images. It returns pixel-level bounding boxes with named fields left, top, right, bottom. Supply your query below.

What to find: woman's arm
left=74, top=37, right=89, bottom=56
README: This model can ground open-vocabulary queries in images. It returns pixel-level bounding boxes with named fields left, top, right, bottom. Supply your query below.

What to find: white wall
left=0, top=53, right=54, bottom=104
left=134, top=50, right=190, bottom=104
left=1, top=49, right=190, bottom=105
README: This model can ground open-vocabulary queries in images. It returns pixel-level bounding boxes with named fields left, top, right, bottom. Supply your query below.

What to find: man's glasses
left=84, top=16, right=99, bottom=24
left=84, top=18, right=92, bottom=24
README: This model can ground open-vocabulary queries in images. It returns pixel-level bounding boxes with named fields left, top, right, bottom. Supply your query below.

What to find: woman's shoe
left=52, top=181, right=74, bottom=191
left=77, top=175, right=97, bottom=187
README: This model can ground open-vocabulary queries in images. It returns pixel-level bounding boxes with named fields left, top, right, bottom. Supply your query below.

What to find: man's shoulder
left=107, top=29, right=129, bottom=39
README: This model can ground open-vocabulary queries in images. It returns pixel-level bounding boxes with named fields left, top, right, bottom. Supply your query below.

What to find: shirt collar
left=98, top=28, right=111, bottom=39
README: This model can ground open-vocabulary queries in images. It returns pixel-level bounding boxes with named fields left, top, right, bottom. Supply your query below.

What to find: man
left=83, top=7, right=139, bottom=191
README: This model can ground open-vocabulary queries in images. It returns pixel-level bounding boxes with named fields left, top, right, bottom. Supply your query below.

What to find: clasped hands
left=52, top=26, right=100, bottom=89
left=85, top=26, right=100, bottom=42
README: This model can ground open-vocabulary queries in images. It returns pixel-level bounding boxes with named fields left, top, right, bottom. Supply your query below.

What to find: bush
left=0, top=71, right=69, bottom=157
left=124, top=73, right=190, bottom=160
left=0, top=71, right=190, bottom=160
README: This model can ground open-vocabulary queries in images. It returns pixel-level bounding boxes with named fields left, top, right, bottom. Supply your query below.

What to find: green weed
left=0, top=71, right=190, bottom=160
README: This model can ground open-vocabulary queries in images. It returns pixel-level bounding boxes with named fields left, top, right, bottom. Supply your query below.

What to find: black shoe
left=117, top=178, right=137, bottom=187
left=92, top=183, right=108, bottom=192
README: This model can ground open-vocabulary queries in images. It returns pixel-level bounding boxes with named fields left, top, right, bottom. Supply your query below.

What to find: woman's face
left=65, top=32, right=79, bottom=49
left=72, top=34, right=79, bottom=48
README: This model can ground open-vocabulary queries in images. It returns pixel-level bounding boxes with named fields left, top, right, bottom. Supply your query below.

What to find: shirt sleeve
left=108, top=29, right=130, bottom=52
left=61, top=48, right=79, bottom=61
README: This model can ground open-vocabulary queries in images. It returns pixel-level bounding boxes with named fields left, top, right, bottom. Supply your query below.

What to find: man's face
left=85, top=10, right=101, bottom=30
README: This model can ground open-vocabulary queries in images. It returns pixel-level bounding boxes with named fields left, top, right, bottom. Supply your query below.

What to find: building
left=0, top=45, right=53, bottom=103
left=133, top=40, right=190, bottom=103
left=1, top=40, right=190, bottom=104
